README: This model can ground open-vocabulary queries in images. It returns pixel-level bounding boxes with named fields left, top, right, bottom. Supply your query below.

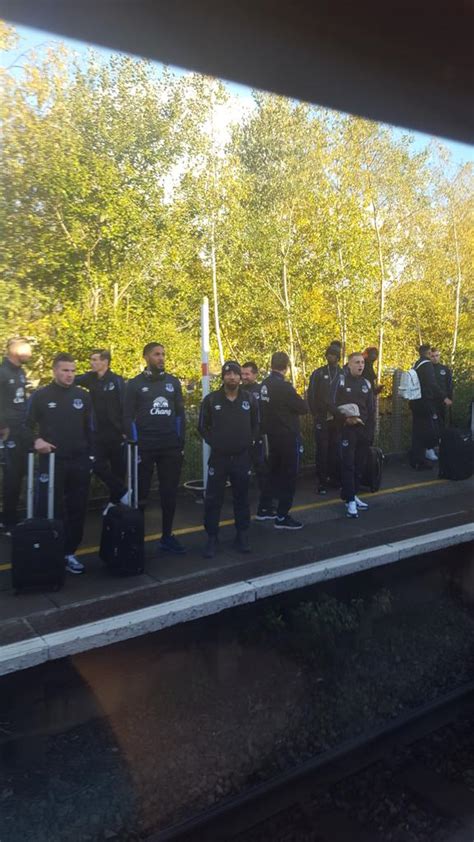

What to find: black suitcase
left=11, top=452, right=65, bottom=592
left=99, top=442, right=145, bottom=574
left=438, top=427, right=473, bottom=480
left=362, top=446, right=384, bottom=492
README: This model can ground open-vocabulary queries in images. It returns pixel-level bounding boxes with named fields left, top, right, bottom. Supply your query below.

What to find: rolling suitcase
left=438, top=427, right=473, bottom=480
left=362, top=446, right=383, bottom=492
left=11, top=451, right=65, bottom=592
left=99, top=442, right=145, bottom=575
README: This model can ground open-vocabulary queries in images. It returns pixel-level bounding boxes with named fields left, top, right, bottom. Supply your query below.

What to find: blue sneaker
left=159, top=534, right=186, bottom=554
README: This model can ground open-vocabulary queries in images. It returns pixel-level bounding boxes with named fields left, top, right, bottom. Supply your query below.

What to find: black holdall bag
left=99, top=441, right=145, bottom=575
left=11, top=451, right=65, bottom=593
left=362, top=446, right=384, bottom=492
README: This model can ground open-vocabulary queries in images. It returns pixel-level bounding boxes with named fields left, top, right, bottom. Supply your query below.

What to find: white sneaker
left=120, top=491, right=131, bottom=506
left=354, top=495, right=369, bottom=510
left=65, top=555, right=85, bottom=574
left=425, top=448, right=438, bottom=462
left=102, top=502, right=116, bottom=516
left=345, top=500, right=358, bottom=518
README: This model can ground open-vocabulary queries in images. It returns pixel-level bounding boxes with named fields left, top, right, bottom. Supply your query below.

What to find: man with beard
left=198, top=361, right=259, bottom=558
left=241, top=360, right=266, bottom=492
left=123, top=342, right=186, bottom=554
left=0, top=338, right=32, bottom=534
left=308, top=344, right=342, bottom=495
left=76, top=349, right=126, bottom=513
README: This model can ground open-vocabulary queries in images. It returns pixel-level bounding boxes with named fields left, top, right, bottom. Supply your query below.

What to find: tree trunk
left=210, top=219, right=225, bottom=366
left=450, top=200, right=462, bottom=367
left=282, top=257, right=297, bottom=385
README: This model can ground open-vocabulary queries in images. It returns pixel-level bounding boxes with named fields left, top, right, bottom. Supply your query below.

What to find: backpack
left=398, top=359, right=429, bottom=401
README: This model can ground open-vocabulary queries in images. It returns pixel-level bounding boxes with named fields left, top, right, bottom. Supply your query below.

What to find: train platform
left=0, top=459, right=473, bottom=675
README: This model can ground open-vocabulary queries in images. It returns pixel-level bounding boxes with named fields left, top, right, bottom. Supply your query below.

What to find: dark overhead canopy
left=1, top=0, right=473, bottom=144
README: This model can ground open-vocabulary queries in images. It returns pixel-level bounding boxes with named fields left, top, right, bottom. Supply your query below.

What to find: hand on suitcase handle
left=34, top=438, right=56, bottom=454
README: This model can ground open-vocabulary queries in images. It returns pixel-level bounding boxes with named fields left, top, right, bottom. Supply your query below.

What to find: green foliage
left=0, top=28, right=472, bottom=400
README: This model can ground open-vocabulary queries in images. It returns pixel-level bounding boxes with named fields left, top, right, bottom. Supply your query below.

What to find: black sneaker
left=159, top=534, right=186, bottom=554
left=274, top=515, right=304, bottom=530
left=317, top=486, right=328, bottom=496
left=234, top=531, right=251, bottom=553
left=255, top=507, right=277, bottom=521
left=203, top=536, right=217, bottom=559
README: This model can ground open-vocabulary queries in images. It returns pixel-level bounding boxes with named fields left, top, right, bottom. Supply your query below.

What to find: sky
left=2, top=22, right=473, bottom=168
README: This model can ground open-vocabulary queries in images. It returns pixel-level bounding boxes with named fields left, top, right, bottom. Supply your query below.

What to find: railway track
left=151, top=682, right=474, bottom=842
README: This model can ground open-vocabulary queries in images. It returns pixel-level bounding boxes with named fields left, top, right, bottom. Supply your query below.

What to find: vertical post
left=201, top=296, right=211, bottom=488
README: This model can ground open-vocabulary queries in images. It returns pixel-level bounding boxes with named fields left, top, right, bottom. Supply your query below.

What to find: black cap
left=222, top=361, right=241, bottom=378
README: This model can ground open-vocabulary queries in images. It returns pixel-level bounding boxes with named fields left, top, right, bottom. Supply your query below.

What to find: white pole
left=201, top=296, right=211, bottom=488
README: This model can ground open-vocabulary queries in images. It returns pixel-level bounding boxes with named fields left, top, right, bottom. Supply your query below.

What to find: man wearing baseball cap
left=198, top=361, right=259, bottom=558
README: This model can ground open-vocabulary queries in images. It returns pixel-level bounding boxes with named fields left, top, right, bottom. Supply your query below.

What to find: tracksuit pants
left=92, top=436, right=126, bottom=503
left=340, top=426, right=371, bottom=502
left=1, top=433, right=27, bottom=529
left=314, top=417, right=339, bottom=485
left=37, top=454, right=91, bottom=555
left=204, top=450, right=251, bottom=536
left=259, top=432, right=300, bottom=518
left=138, top=446, right=183, bottom=537
left=249, top=438, right=267, bottom=492
left=410, top=403, right=439, bottom=466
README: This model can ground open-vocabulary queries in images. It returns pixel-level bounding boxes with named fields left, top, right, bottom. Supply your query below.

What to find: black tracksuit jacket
left=335, top=372, right=375, bottom=435
left=412, top=358, right=445, bottom=407
left=0, top=357, right=28, bottom=435
left=432, top=363, right=453, bottom=401
left=75, top=369, right=124, bottom=441
left=25, top=383, right=92, bottom=458
left=123, top=369, right=185, bottom=450
left=259, top=371, right=307, bottom=437
left=307, top=364, right=341, bottom=419
left=198, top=387, right=259, bottom=456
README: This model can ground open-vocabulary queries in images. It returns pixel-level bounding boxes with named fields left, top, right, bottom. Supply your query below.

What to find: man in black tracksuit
left=307, top=344, right=342, bottom=494
left=335, top=352, right=375, bottom=518
left=0, top=338, right=32, bottom=533
left=198, top=361, right=259, bottom=558
left=241, top=360, right=266, bottom=491
left=75, top=349, right=126, bottom=509
left=409, top=344, right=450, bottom=469
left=430, top=347, right=453, bottom=430
left=257, top=351, right=307, bottom=529
left=123, top=342, right=186, bottom=554
left=24, top=353, right=92, bottom=574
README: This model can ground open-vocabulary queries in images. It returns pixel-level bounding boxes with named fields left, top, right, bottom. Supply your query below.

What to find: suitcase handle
left=27, top=450, right=56, bottom=520
left=126, top=441, right=139, bottom=510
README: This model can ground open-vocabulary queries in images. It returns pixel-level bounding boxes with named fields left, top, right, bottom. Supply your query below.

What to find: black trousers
left=92, top=436, right=126, bottom=503
left=340, top=425, right=371, bottom=502
left=204, top=450, right=251, bottom=536
left=138, top=446, right=183, bottom=537
left=314, top=417, right=339, bottom=485
left=37, top=454, right=91, bottom=555
left=249, top=438, right=267, bottom=492
left=410, top=403, right=439, bottom=466
left=259, top=432, right=301, bottom=518
left=1, top=433, right=27, bottom=529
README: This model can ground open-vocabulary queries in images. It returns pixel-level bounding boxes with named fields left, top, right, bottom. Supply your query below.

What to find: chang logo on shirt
left=342, top=439, right=349, bottom=447
left=361, top=384, right=368, bottom=394
left=73, top=398, right=84, bottom=410
left=141, top=386, right=149, bottom=392
left=150, top=396, right=172, bottom=416
left=165, top=383, right=174, bottom=393
left=13, top=387, right=25, bottom=404
left=106, top=382, right=115, bottom=391
left=214, top=404, right=222, bottom=411
left=47, top=402, right=57, bottom=409
left=440, top=369, right=446, bottom=375
left=242, top=401, right=250, bottom=411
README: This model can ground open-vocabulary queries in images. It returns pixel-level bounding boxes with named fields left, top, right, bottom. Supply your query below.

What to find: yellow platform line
left=0, top=478, right=445, bottom=572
